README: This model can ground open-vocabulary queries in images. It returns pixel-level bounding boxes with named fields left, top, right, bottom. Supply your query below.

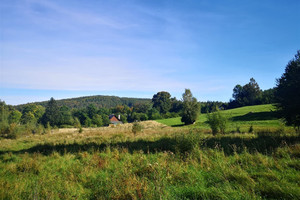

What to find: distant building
left=109, top=114, right=123, bottom=125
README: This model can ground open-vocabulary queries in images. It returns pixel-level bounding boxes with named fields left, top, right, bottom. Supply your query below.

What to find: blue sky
left=1, top=0, right=299, bottom=105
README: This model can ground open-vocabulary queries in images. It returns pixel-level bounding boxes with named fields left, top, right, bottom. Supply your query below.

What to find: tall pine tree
left=42, top=97, right=61, bottom=127
left=275, top=50, right=300, bottom=131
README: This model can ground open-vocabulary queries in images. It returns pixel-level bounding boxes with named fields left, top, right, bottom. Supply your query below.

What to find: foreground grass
left=0, top=126, right=299, bottom=199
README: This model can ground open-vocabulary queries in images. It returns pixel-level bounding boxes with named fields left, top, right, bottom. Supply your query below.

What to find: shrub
left=0, top=123, right=27, bottom=139
left=163, top=112, right=173, bottom=119
left=24, top=122, right=36, bottom=135
left=174, top=132, right=203, bottom=155
left=148, top=108, right=162, bottom=120
left=35, top=124, right=45, bottom=135
left=207, top=112, right=219, bottom=135
left=0, top=121, right=9, bottom=137
left=132, top=122, right=143, bottom=135
left=175, top=134, right=195, bottom=155
left=73, top=117, right=81, bottom=128
left=218, top=112, right=228, bottom=134
left=207, top=110, right=228, bottom=135
left=151, top=112, right=162, bottom=120
left=7, top=123, right=19, bottom=139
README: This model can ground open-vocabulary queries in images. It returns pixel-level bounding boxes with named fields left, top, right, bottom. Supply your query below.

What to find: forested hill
left=15, top=95, right=151, bottom=109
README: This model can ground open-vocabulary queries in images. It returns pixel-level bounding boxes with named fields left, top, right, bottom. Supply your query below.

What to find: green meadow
left=1, top=104, right=300, bottom=199
left=157, top=104, right=291, bottom=132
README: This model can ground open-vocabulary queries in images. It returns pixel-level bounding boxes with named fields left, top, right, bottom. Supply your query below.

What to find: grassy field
left=156, top=104, right=292, bottom=133
left=1, top=105, right=300, bottom=199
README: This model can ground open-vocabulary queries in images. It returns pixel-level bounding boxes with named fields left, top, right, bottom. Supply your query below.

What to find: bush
left=149, top=112, right=162, bottom=120
left=148, top=108, right=162, bottom=120
left=163, top=112, right=173, bottom=119
left=73, top=117, right=81, bottom=128
left=7, top=123, right=19, bottom=139
left=35, top=124, right=45, bottom=134
left=207, top=112, right=219, bottom=135
left=218, top=113, right=228, bottom=134
left=0, top=121, right=9, bottom=137
left=0, top=123, right=26, bottom=139
left=174, top=133, right=203, bottom=155
left=207, top=110, right=228, bottom=135
left=24, top=122, right=37, bottom=135
left=132, top=122, right=143, bottom=135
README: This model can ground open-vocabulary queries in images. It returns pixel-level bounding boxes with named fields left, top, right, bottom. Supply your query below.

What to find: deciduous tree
left=8, top=110, right=22, bottom=124
left=181, top=89, right=200, bottom=125
left=231, top=78, right=262, bottom=107
left=59, top=106, right=73, bottom=125
left=152, top=91, right=171, bottom=114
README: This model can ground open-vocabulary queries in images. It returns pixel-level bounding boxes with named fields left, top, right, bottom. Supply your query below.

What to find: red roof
left=109, top=116, right=119, bottom=122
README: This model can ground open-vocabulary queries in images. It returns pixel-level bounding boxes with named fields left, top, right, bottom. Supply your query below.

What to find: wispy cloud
left=23, top=0, right=134, bottom=29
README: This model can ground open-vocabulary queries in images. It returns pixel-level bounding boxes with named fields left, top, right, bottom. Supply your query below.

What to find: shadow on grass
left=171, top=124, right=185, bottom=127
left=203, top=135, right=299, bottom=156
left=1, top=134, right=299, bottom=158
left=231, top=111, right=280, bottom=121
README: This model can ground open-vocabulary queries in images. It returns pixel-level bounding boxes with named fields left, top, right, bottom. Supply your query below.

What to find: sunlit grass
left=157, top=104, right=294, bottom=133
left=0, top=110, right=299, bottom=199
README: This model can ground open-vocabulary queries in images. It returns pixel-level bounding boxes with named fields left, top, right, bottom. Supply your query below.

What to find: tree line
left=0, top=89, right=200, bottom=138
left=229, top=78, right=276, bottom=108
left=16, top=95, right=151, bottom=110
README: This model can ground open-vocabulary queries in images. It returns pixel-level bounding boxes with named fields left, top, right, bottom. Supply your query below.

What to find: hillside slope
left=15, top=95, right=151, bottom=110
left=156, top=104, right=286, bottom=132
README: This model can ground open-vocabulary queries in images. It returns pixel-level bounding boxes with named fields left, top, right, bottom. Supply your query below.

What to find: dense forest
left=15, top=95, right=152, bottom=110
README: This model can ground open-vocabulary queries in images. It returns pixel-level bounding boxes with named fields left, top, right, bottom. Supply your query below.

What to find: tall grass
left=0, top=127, right=299, bottom=199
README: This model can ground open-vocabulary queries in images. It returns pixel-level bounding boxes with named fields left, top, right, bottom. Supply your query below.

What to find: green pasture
left=156, top=104, right=292, bottom=133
